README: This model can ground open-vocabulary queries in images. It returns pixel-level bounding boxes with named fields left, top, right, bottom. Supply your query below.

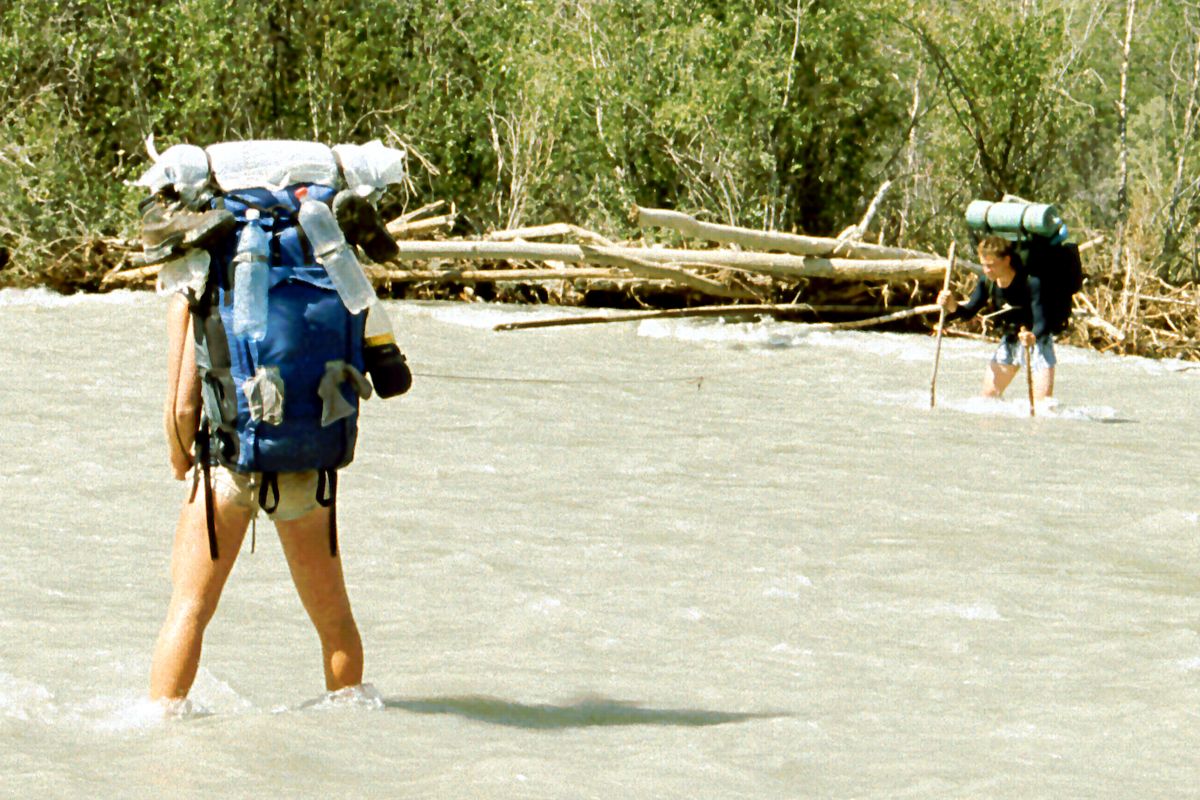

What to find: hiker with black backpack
left=140, top=140, right=411, bottom=707
left=935, top=235, right=1058, bottom=401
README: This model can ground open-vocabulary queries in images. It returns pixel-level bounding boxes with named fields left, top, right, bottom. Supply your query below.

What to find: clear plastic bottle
left=362, top=300, right=411, bottom=398
left=297, top=199, right=376, bottom=314
left=232, top=223, right=270, bottom=341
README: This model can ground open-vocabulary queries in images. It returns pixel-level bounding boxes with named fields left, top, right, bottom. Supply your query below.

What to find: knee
left=166, top=594, right=220, bottom=634
left=316, top=611, right=361, bottom=649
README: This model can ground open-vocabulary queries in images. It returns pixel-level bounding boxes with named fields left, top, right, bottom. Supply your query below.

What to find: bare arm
left=937, top=278, right=985, bottom=317
left=164, top=294, right=201, bottom=480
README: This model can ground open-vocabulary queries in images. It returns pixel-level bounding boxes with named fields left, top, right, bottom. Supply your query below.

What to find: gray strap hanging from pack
left=317, top=361, right=372, bottom=426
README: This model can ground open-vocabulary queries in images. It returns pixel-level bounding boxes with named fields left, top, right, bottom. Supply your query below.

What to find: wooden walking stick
left=929, top=242, right=957, bottom=409
left=1024, top=340, right=1036, bottom=418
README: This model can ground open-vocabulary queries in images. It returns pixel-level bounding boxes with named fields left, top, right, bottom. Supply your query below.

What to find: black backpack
left=1016, top=235, right=1083, bottom=333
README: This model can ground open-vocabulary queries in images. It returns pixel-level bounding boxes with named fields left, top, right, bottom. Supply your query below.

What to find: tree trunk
left=1113, top=0, right=1136, bottom=285
left=384, top=239, right=947, bottom=282
left=633, top=206, right=930, bottom=261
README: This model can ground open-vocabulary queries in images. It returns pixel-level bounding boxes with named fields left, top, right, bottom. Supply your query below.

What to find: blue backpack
left=192, top=184, right=369, bottom=559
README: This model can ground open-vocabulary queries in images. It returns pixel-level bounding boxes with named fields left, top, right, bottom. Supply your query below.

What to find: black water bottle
left=363, top=301, right=412, bottom=398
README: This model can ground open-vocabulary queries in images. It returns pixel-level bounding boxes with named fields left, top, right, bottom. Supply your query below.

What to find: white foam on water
left=292, top=682, right=384, bottom=712
left=0, top=669, right=218, bottom=734
left=943, top=395, right=1043, bottom=418
left=409, top=301, right=589, bottom=331
left=990, top=722, right=1045, bottom=740
left=925, top=393, right=1124, bottom=422
left=1113, top=350, right=1200, bottom=377
left=185, top=668, right=256, bottom=714
left=798, top=329, right=938, bottom=362
left=929, top=602, right=1005, bottom=621
left=0, top=287, right=149, bottom=308
left=636, top=317, right=950, bottom=364
left=636, top=318, right=785, bottom=346
left=87, top=695, right=214, bottom=733
left=527, top=596, right=564, bottom=614
left=0, top=672, right=58, bottom=723
left=769, top=643, right=815, bottom=658
left=70, top=663, right=250, bottom=733
left=763, top=575, right=814, bottom=600
left=1043, top=403, right=1123, bottom=422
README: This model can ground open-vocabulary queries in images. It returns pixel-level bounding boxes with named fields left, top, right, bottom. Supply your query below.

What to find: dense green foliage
left=1, top=0, right=1198, bottom=283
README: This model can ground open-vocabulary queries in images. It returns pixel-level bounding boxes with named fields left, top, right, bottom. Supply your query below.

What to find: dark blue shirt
left=950, top=269, right=1049, bottom=339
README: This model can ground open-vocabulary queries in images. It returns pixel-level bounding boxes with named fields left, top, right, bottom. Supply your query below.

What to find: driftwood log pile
left=370, top=204, right=973, bottom=330
left=102, top=202, right=968, bottom=330
left=82, top=200, right=1200, bottom=356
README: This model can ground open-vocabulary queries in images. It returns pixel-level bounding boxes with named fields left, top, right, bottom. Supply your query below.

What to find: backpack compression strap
left=316, top=469, right=339, bottom=557
left=256, top=471, right=338, bottom=557
left=197, top=426, right=219, bottom=561
left=258, top=472, right=280, bottom=515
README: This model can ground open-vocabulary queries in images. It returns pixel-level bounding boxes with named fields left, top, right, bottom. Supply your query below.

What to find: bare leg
left=276, top=508, right=364, bottom=691
left=150, top=485, right=251, bottom=700
left=1035, top=366, right=1055, bottom=400
left=982, top=362, right=1020, bottom=398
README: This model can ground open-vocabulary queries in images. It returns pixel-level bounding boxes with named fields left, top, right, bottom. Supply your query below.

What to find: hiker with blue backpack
left=139, top=140, right=411, bottom=706
left=935, top=200, right=1083, bottom=403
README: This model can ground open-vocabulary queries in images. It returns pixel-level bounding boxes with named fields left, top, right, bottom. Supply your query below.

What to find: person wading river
left=140, top=140, right=411, bottom=707
left=936, top=235, right=1057, bottom=401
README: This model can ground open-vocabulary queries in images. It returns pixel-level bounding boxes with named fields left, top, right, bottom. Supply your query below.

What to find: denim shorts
left=197, top=466, right=321, bottom=522
left=992, top=335, right=1057, bottom=371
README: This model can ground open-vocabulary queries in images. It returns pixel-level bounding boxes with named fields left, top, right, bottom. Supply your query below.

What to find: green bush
left=0, top=0, right=1196, bottom=285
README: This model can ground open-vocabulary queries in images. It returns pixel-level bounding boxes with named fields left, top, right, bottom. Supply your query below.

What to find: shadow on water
left=383, top=695, right=791, bottom=730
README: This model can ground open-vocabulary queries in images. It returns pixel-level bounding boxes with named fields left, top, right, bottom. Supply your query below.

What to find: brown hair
left=977, top=235, right=1015, bottom=260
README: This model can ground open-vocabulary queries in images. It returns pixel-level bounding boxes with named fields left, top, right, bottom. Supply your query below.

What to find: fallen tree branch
left=100, top=263, right=157, bottom=286
left=487, top=223, right=616, bottom=247
left=497, top=302, right=825, bottom=331
left=495, top=302, right=937, bottom=332
left=385, top=240, right=946, bottom=282
left=386, top=213, right=456, bottom=239
left=372, top=267, right=630, bottom=283
left=579, top=244, right=757, bottom=299
left=634, top=205, right=928, bottom=261
left=386, top=200, right=446, bottom=228
left=806, top=303, right=940, bottom=331
left=836, top=179, right=893, bottom=244
left=384, top=240, right=753, bottom=298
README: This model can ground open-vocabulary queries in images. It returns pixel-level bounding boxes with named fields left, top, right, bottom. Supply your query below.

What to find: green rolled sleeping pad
left=965, top=200, right=1062, bottom=237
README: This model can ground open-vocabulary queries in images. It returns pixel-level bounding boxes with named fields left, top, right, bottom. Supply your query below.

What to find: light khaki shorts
left=199, top=465, right=321, bottom=522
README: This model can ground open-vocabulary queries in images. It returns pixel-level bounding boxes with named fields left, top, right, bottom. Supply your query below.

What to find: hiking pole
left=1024, top=340, right=1036, bottom=418
left=929, top=242, right=957, bottom=409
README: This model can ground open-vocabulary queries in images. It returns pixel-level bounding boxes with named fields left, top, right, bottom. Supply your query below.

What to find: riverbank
left=1, top=227, right=1195, bottom=362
